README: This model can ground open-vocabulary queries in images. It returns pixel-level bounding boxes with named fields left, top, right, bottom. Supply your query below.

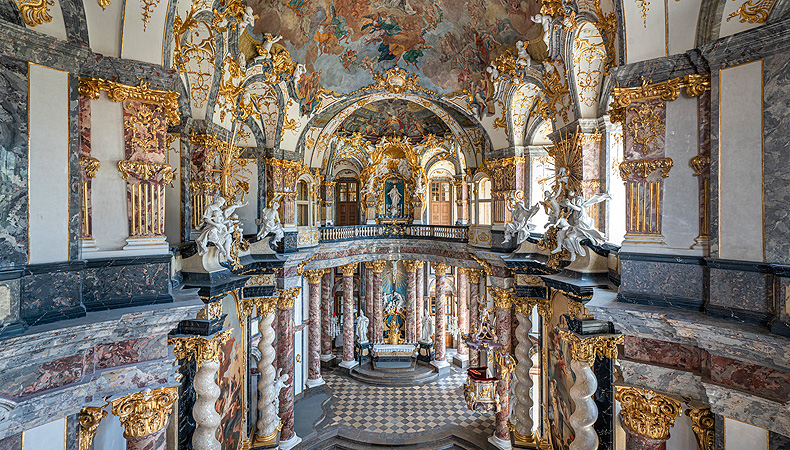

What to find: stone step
left=348, top=363, right=438, bottom=386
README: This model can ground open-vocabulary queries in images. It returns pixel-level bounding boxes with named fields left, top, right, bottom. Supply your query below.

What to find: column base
left=305, top=377, right=325, bottom=388
left=123, top=236, right=170, bottom=253
left=319, top=353, right=335, bottom=362
left=278, top=434, right=302, bottom=450
left=338, top=359, right=359, bottom=369
left=453, top=353, right=469, bottom=369
left=488, top=434, right=512, bottom=450
left=81, top=238, right=97, bottom=252
left=253, top=430, right=278, bottom=447
left=431, top=359, right=451, bottom=377
left=513, top=430, right=538, bottom=448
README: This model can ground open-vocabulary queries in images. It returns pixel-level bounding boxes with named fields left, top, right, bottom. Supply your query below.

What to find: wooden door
left=336, top=181, right=359, bottom=226
left=430, top=181, right=452, bottom=225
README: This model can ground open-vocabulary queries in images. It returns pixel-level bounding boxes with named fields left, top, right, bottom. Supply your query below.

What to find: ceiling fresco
left=246, top=0, right=544, bottom=95
left=337, top=99, right=450, bottom=142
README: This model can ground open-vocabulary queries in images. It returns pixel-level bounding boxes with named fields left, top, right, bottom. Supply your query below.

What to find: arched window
left=297, top=180, right=309, bottom=227
left=477, top=178, right=491, bottom=226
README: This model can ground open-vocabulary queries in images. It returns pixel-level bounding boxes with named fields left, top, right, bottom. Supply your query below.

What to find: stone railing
left=319, top=224, right=468, bottom=243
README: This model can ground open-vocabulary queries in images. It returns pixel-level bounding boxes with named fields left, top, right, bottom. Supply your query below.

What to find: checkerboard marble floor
left=319, top=367, right=495, bottom=438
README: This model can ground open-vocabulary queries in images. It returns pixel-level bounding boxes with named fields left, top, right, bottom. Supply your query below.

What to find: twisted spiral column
left=192, top=360, right=221, bottom=450
left=255, top=311, right=278, bottom=445
left=512, top=308, right=535, bottom=445
left=568, top=360, right=598, bottom=450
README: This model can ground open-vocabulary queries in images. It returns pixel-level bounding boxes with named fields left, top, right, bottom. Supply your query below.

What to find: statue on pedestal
left=388, top=185, right=402, bottom=217
left=421, top=306, right=434, bottom=342
left=256, top=198, right=285, bottom=244
left=356, top=312, right=369, bottom=344
left=503, top=199, right=540, bottom=245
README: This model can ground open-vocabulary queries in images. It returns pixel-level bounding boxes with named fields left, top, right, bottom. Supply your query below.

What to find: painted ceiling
left=337, top=99, right=450, bottom=141
left=246, top=0, right=543, bottom=95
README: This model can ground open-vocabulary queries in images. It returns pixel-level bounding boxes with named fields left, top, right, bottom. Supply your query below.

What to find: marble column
left=320, top=270, right=333, bottom=361
left=277, top=288, right=302, bottom=450
left=456, top=268, right=469, bottom=366
left=432, top=263, right=450, bottom=369
left=467, top=270, right=482, bottom=366
left=109, top=386, right=178, bottom=450
left=490, top=287, right=514, bottom=449
left=305, top=269, right=326, bottom=388
left=338, top=263, right=358, bottom=369
left=369, top=260, right=386, bottom=343
left=569, top=360, right=598, bottom=450
left=403, top=261, right=420, bottom=343
left=512, top=299, right=536, bottom=447
left=415, top=262, right=425, bottom=342
left=170, top=330, right=232, bottom=450
left=615, top=387, right=683, bottom=450
left=365, top=264, right=374, bottom=342
left=253, top=298, right=279, bottom=446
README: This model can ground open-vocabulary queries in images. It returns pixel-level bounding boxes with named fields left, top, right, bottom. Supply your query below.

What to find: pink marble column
left=339, top=263, right=357, bottom=367
left=371, top=262, right=385, bottom=342
left=277, top=294, right=297, bottom=443
left=320, top=270, right=332, bottom=360
left=365, top=264, right=374, bottom=342
left=457, top=269, right=469, bottom=357
left=305, top=270, right=324, bottom=387
left=625, top=428, right=669, bottom=450
left=416, top=263, right=425, bottom=341
left=126, top=429, right=166, bottom=450
left=404, top=261, right=419, bottom=342
left=468, top=270, right=481, bottom=366
left=432, top=263, right=449, bottom=366
left=494, top=294, right=513, bottom=442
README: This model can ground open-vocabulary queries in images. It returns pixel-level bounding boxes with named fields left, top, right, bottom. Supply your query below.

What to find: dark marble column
left=432, top=263, right=449, bottom=367
left=320, top=270, right=333, bottom=360
left=338, top=263, right=358, bottom=368
left=365, top=263, right=374, bottom=342
left=305, top=270, right=325, bottom=388
left=277, top=288, right=301, bottom=447
left=467, top=269, right=482, bottom=366
left=404, top=261, right=419, bottom=342
left=370, top=261, right=386, bottom=343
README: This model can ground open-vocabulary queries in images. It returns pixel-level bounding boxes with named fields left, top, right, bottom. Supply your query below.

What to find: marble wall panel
left=763, top=54, right=790, bottom=265
left=619, top=258, right=704, bottom=308
left=623, top=335, right=706, bottom=372
left=710, top=354, right=790, bottom=402
left=89, top=335, right=167, bottom=372
left=769, top=431, right=790, bottom=450
left=82, top=261, right=171, bottom=310
left=0, top=433, right=21, bottom=450
left=20, top=269, right=83, bottom=325
left=708, top=267, right=772, bottom=318
left=0, top=57, right=28, bottom=268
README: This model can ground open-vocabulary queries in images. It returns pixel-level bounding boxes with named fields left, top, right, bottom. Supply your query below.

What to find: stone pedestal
left=417, top=341, right=434, bottom=362
left=355, top=341, right=372, bottom=363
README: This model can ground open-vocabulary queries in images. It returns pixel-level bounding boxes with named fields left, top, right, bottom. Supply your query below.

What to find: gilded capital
left=488, top=286, right=515, bottom=309
left=241, top=296, right=278, bottom=319
left=365, top=260, right=386, bottom=273
left=277, top=287, right=302, bottom=309
left=402, top=260, right=423, bottom=273
left=79, top=406, right=107, bottom=450
left=513, top=297, right=536, bottom=316
left=432, top=262, right=450, bottom=276
left=614, top=386, right=683, bottom=440
left=305, top=268, right=326, bottom=285
left=558, top=329, right=623, bottom=363
left=109, top=386, right=179, bottom=438
left=686, top=407, right=714, bottom=450
left=169, top=329, right=233, bottom=369
left=466, top=269, right=482, bottom=284
left=196, top=301, right=222, bottom=320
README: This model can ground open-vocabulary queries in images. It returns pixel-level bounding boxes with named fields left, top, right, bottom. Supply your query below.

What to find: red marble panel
left=710, top=355, right=790, bottom=402
left=623, top=336, right=705, bottom=372
left=1, top=353, right=84, bottom=399
left=122, top=100, right=166, bottom=163
left=90, top=336, right=167, bottom=371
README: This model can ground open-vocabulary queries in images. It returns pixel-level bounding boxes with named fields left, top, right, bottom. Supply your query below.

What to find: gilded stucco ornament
left=726, top=0, right=775, bottom=23
left=619, top=158, right=674, bottom=179
left=690, top=155, right=710, bottom=176
left=79, top=406, right=107, bottom=450
left=15, top=0, right=53, bottom=26
left=277, top=287, right=302, bottom=309
left=241, top=296, right=278, bottom=319
left=488, top=286, right=516, bottom=309
left=431, top=262, right=450, bottom=277
left=610, top=75, right=711, bottom=123
left=558, top=329, right=623, bottom=364
left=78, top=78, right=180, bottom=126
left=614, top=386, right=683, bottom=440
left=117, top=160, right=175, bottom=184
left=169, top=329, right=233, bottom=369
left=196, top=300, right=222, bottom=319
left=80, top=157, right=100, bottom=178
left=109, top=386, right=179, bottom=438
left=686, top=407, right=714, bottom=450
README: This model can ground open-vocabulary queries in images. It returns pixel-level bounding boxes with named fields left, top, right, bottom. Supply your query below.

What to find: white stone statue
left=503, top=199, right=540, bottom=245
left=486, top=62, right=500, bottom=82
left=292, top=63, right=307, bottom=92
left=516, top=40, right=532, bottom=67
left=541, top=189, right=562, bottom=229
left=255, top=34, right=283, bottom=61
left=421, top=306, right=434, bottom=342
left=243, top=6, right=256, bottom=29
left=414, top=176, right=426, bottom=197
left=196, top=197, right=245, bottom=260
left=388, top=185, right=402, bottom=217
left=272, top=368, right=290, bottom=414
left=552, top=191, right=612, bottom=261
left=531, top=14, right=552, bottom=50
left=238, top=53, right=246, bottom=71
left=356, top=311, right=369, bottom=343
left=256, top=199, right=285, bottom=243
left=397, top=158, right=412, bottom=179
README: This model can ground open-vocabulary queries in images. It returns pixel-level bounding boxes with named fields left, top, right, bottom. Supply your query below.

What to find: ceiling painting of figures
left=245, top=0, right=545, bottom=95
left=338, top=99, right=450, bottom=142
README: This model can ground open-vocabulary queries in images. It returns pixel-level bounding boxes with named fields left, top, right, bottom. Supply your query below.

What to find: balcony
left=318, top=224, right=468, bottom=243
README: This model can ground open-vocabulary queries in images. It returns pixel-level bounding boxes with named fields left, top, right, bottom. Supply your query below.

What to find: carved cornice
left=432, top=262, right=450, bottom=276
left=305, top=268, right=327, bottom=284
left=109, top=386, right=179, bottom=438
left=366, top=260, right=386, bottom=273
left=80, top=157, right=100, bottom=179
left=402, top=260, right=423, bottom=273
left=78, top=77, right=180, bottom=126
left=690, top=155, right=710, bottom=176
left=117, top=160, right=175, bottom=184
left=610, top=74, right=710, bottom=110
left=686, top=407, right=714, bottom=450
left=558, top=329, right=623, bottom=363
left=488, top=286, right=515, bottom=309
left=619, top=158, right=673, bottom=180
left=79, top=406, right=107, bottom=450
left=277, top=287, right=301, bottom=309
left=614, top=386, right=683, bottom=440
left=169, top=329, right=233, bottom=369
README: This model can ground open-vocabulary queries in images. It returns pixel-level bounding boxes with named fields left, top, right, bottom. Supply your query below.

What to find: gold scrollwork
left=276, top=287, right=302, bottom=309
left=488, top=286, right=515, bottom=309
left=140, top=0, right=163, bottom=31
left=470, top=254, right=492, bottom=276
left=431, top=262, right=450, bottom=277
left=365, top=260, right=386, bottom=273
left=296, top=253, right=318, bottom=276
left=614, top=386, right=683, bottom=440
left=80, top=157, right=100, bottom=178
left=79, top=406, right=107, bottom=450
left=690, top=155, right=710, bottom=176
left=610, top=75, right=711, bottom=123
left=624, top=100, right=665, bottom=153
left=305, top=268, right=328, bottom=285
left=726, top=0, right=775, bottom=23
left=686, top=407, right=714, bottom=450
left=402, top=260, right=423, bottom=273
left=196, top=301, right=222, bottom=320
left=619, top=158, right=673, bottom=180
left=15, top=0, right=53, bottom=26
left=78, top=78, right=180, bottom=126
left=241, top=296, right=278, bottom=319
left=109, top=386, right=179, bottom=438
left=369, top=66, right=423, bottom=94
left=466, top=268, right=482, bottom=284
left=169, top=329, right=233, bottom=369
left=558, top=329, right=623, bottom=364
left=117, top=160, right=175, bottom=184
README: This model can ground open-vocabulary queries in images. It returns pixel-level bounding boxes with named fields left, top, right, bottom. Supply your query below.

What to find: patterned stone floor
left=318, top=366, right=495, bottom=438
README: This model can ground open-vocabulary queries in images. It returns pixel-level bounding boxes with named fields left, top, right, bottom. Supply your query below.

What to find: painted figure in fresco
left=531, top=14, right=552, bottom=50
left=272, top=368, right=290, bottom=415
left=503, top=199, right=540, bottom=245
left=388, top=184, right=402, bottom=217
left=421, top=306, right=434, bottom=342
left=256, top=199, right=285, bottom=244
left=356, top=311, right=370, bottom=343
left=292, top=63, right=307, bottom=95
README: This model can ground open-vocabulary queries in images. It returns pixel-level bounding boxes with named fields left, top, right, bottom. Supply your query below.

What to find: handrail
left=319, top=224, right=468, bottom=243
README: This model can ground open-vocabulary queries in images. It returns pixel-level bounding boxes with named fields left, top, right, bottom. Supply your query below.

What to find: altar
left=371, top=343, right=418, bottom=370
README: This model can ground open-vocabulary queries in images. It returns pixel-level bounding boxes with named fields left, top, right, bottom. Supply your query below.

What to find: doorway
left=336, top=180, right=359, bottom=226
left=430, top=181, right=452, bottom=225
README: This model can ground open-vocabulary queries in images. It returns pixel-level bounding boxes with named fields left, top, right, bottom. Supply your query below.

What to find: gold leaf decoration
left=726, top=0, right=775, bottom=23
left=15, top=0, right=54, bottom=26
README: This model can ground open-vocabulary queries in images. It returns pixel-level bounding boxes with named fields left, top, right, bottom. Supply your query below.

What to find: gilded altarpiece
left=543, top=291, right=576, bottom=450
left=216, top=292, right=248, bottom=450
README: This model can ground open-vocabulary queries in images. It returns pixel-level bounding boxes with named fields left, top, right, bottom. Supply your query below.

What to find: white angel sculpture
left=397, top=158, right=412, bottom=179
left=515, top=40, right=532, bottom=67
left=552, top=191, right=611, bottom=261
left=272, top=369, right=290, bottom=414
left=503, top=199, right=540, bottom=245
left=541, top=189, right=562, bottom=228
left=531, top=14, right=552, bottom=50
left=196, top=197, right=246, bottom=260
left=256, top=196, right=285, bottom=243
left=255, top=34, right=283, bottom=61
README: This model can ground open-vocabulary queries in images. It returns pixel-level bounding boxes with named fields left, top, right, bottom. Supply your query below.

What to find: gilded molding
left=189, top=180, right=220, bottom=194
left=614, top=386, right=683, bottom=440
left=726, top=0, right=775, bottom=23
left=109, top=386, right=179, bottom=438
left=402, top=260, right=423, bottom=273
left=466, top=269, right=482, bottom=284
left=690, top=155, right=710, bottom=176
left=366, top=260, right=386, bottom=273
left=117, top=160, right=175, bottom=184
left=470, top=254, right=491, bottom=275
left=196, top=301, right=222, bottom=320
left=558, top=329, right=623, bottom=364
left=169, top=329, right=233, bottom=369
left=432, top=262, right=450, bottom=277
left=295, top=254, right=318, bottom=276
left=80, top=157, right=100, bottom=178
left=15, top=0, right=53, bottom=26
left=241, top=296, right=278, bottom=319
left=277, top=287, right=301, bottom=309
left=619, top=158, right=673, bottom=180
left=78, top=78, right=180, bottom=126
left=610, top=75, right=711, bottom=123
left=79, top=406, right=107, bottom=450
left=686, top=407, right=714, bottom=450
left=488, top=286, right=515, bottom=309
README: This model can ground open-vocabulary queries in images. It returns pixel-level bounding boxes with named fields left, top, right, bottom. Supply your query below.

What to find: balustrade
left=319, top=224, right=468, bottom=243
